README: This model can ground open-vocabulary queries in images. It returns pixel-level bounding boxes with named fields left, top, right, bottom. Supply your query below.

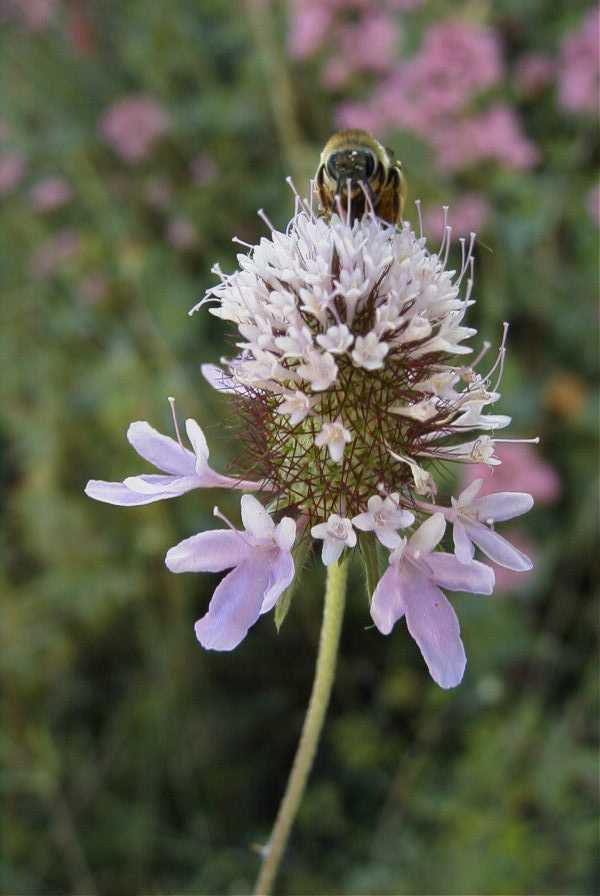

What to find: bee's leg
left=315, top=164, right=331, bottom=218
left=386, top=165, right=405, bottom=226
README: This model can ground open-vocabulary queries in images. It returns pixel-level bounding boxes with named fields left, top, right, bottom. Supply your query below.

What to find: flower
left=371, top=514, right=494, bottom=688
left=461, top=442, right=560, bottom=504
left=166, top=496, right=296, bottom=650
left=0, top=153, right=26, bottom=195
left=99, top=95, right=169, bottom=163
left=87, top=185, right=535, bottom=682
left=30, top=176, right=73, bottom=212
left=85, top=416, right=265, bottom=506
left=558, top=6, right=600, bottom=114
left=311, top=514, right=357, bottom=566
left=446, top=479, right=534, bottom=571
left=353, top=493, right=414, bottom=549
left=315, top=419, right=353, bottom=463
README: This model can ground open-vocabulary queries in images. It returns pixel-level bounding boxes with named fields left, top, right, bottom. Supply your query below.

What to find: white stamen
left=168, top=396, right=184, bottom=449
left=414, top=199, right=424, bottom=238
left=257, top=208, right=276, bottom=232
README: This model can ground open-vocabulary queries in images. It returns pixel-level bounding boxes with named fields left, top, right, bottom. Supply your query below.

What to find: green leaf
left=275, top=536, right=311, bottom=632
left=358, top=531, right=380, bottom=603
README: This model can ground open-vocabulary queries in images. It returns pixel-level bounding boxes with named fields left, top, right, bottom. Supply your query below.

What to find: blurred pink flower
left=30, top=176, right=73, bottom=212
left=190, top=153, right=217, bottom=185
left=515, top=52, right=555, bottom=95
left=431, top=104, right=539, bottom=172
left=492, top=531, right=538, bottom=593
left=17, top=0, right=56, bottom=30
left=167, top=216, right=197, bottom=250
left=558, top=5, right=600, bottom=114
left=424, top=194, right=490, bottom=241
left=587, top=183, right=600, bottom=226
left=288, top=3, right=334, bottom=58
left=338, top=13, right=397, bottom=74
left=30, top=230, right=81, bottom=279
left=462, top=442, right=560, bottom=505
left=99, top=95, right=169, bottom=163
left=0, top=153, right=26, bottom=194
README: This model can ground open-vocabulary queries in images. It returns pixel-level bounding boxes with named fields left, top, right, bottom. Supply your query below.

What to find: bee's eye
left=326, top=154, right=339, bottom=179
left=364, top=153, right=376, bottom=178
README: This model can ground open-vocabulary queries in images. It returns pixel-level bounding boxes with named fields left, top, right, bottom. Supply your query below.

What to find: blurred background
left=1, top=1, right=598, bottom=894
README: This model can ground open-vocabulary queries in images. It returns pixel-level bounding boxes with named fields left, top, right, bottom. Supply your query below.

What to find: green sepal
left=275, top=535, right=311, bottom=632
left=358, top=531, right=380, bottom=603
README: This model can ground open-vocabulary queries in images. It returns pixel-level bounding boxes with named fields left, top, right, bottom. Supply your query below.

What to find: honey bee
left=315, top=129, right=406, bottom=226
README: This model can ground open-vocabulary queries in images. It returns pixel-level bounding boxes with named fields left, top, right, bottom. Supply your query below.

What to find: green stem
left=253, top=557, right=349, bottom=896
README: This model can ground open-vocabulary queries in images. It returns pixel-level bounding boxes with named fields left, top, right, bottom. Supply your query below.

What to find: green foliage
left=0, top=2, right=598, bottom=894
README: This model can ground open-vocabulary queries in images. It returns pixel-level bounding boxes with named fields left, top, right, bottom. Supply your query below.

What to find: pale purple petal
left=274, top=517, right=296, bottom=552
left=201, top=363, right=249, bottom=396
left=261, top=551, right=295, bottom=614
left=376, top=528, right=403, bottom=550
left=241, top=494, right=275, bottom=538
left=85, top=479, right=169, bottom=506
left=352, top=512, right=374, bottom=531
left=409, top=512, right=446, bottom=555
left=426, top=552, right=495, bottom=595
left=472, top=491, right=534, bottom=522
left=370, top=564, right=405, bottom=636
left=194, top=557, right=271, bottom=650
left=322, top=538, right=345, bottom=567
left=453, top=519, right=475, bottom=563
left=165, top=529, right=250, bottom=573
left=123, top=473, right=201, bottom=497
left=465, top=522, right=533, bottom=571
left=401, top=567, right=467, bottom=689
left=127, top=421, right=195, bottom=475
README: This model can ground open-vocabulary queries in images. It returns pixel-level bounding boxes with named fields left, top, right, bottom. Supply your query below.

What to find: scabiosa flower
left=86, top=184, right=536, bottom=687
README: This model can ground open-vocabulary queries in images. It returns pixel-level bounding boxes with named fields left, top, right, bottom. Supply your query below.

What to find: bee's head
left=325, top=147, right=378, bottom=194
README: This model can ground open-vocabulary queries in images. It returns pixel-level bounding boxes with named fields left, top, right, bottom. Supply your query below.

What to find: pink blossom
left=99, top=95, right=169, bottom=163
left=0, top=153, right=26, bottom=194
left=17, top=0, right=56, bottom=30
left=462, top=442, right=561, bottom=505
left=514, top=53, right=555, bottom=95
left=30, top=230, right=81, bottom=279
left=288, top=3, right=334, bottom=58
left=30, top=176, right=73, bottom=212
left=558, top=5, right=600, bottom=114
left=166, top=216, right=197, bottom=250
left=425, top=194, right=490, bottom=241
left=587, top=183, right=600, bottom=227
left=337, top=13, right=397, bottom=75
left=431, top=104, right=539, bottom=172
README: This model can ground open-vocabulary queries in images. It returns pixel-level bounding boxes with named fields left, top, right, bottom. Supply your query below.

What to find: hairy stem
left=253, top=557, right=349, bottom=895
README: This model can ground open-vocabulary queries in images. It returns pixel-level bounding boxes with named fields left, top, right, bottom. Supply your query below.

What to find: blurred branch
left=243, top=0, right=310, bottom=187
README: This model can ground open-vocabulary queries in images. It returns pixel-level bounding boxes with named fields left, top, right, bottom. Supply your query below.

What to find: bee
left=315, top=129, right=406, bottom=227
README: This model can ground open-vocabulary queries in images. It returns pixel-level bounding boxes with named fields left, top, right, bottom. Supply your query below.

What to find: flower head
left=86, top=182, right=536, bottom=684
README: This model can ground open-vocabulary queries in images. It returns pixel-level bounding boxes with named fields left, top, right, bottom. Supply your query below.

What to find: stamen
left=232, top=236, right=254, bottom=249
left=213, top=504, right=239, bottom=533
left=168, top=396, right=184, bottom=449
left=346, top=177, right=352, bottom=227
left=414, top=199, right=424, bottom=239
left=494, top=436, right=540, bottom=445
left=471, top=340, right=492, bottom=369
left=442, top=225, right=452, bottom=269
left=358, top=180, right=376, bottom=219
left=257, top=208, right=276, bottom=232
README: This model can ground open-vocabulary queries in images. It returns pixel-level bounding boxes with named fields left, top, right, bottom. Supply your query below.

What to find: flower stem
left=253, top=557, right=349, bottom=896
